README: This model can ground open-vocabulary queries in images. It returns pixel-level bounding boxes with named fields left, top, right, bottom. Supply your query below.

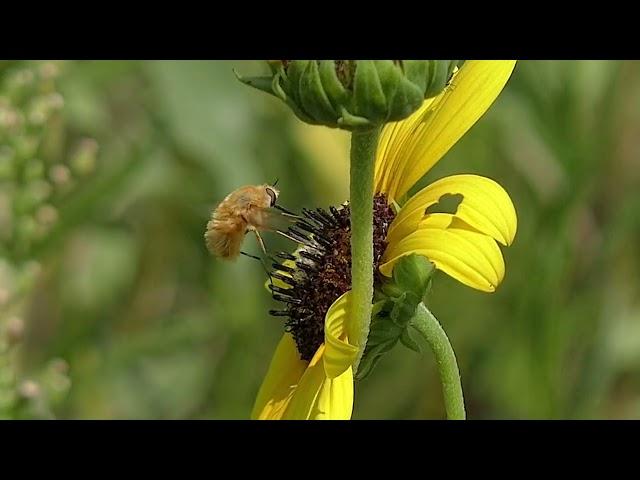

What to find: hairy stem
left=350, top=127, right=381, bottom=373
left=410, top=303, right=466, bottom=420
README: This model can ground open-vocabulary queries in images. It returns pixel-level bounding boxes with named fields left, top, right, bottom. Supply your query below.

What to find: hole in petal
left=425, top=193, right=464, bottom=216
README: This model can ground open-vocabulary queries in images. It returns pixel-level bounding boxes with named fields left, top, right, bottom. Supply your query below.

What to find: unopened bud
left=49, top=358, right=69, bottom=375
left=35, top=204, right=58, bottom=232
left=40, top=62, right=60, bottom=80
left=49, top=164, right=71, bottom=186
left=0, top=106, right=22, bottom=130
left=5, top=316, right=25, bottom=345
left=238, top=60, right=462, bottom=131
left=46, top=92, right=64, bottom=110
left=18, top=380, right=41, bottom=399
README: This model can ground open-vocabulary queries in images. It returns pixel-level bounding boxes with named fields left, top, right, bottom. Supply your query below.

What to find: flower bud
left=5, top=316, right=25, bottom=345
left=18, top=380, right=41, bottom=399
left=237, top=60, right=462, bottom=131
left=49, top=164, right=71, bottom=186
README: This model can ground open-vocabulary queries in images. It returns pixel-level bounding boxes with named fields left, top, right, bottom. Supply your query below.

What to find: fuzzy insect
left=205, top=184, right=284, bottom=261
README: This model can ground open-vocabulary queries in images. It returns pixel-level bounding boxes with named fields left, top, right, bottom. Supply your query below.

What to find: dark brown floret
left=334, top=61, right=356, bottom=90
left=269, top=194, right=396, bottom=361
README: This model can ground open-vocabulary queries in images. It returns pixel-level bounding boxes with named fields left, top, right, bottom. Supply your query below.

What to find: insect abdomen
left=205, top=219, right=244, bottom=260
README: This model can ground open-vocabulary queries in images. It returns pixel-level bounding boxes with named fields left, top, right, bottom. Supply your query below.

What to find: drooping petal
left=386, top=174, right=517, bottom=249
left=282, top=344, right=354, bottom=420
left=310, top=365, right=353, bottom=420
left=381, top=223, right=506, bottom=292
left=323, top=291, right=359, bottom=379
left=374, top=61, right=517, bottom=201
left=252, top=333, right=308, bottom=420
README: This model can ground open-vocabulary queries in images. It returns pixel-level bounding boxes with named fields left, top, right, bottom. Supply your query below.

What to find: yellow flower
left=253, top=60, right=518, bottom=420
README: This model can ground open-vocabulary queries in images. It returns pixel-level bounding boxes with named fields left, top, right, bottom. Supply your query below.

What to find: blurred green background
left=1, top=60, right=639, bottom=419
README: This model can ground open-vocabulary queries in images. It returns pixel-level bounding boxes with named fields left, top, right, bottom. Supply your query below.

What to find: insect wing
left=260, top=207, right=298, bottom=232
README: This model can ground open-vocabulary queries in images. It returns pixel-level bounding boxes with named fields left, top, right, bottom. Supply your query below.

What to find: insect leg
left=243, top=231, right=274, bottom=277
left=275, top=230, right=303, bottom=244
left=253, top=230, right=285, bottom=267
left=253, top=230, right=269, bottom=257
left=252, top=230, right=283, bottom=273
left=240, top=251, right=262, bottom=262
left=241, top=250, right=274, bottom=285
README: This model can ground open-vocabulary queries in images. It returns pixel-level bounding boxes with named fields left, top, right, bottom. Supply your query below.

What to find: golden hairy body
left=205, top=184, right=279, bottom=260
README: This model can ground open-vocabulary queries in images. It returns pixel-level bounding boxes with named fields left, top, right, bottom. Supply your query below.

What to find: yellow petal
left=375, top=96, right=438, bottom=198
left=418, top=212, right=454, bottom=229
left=311, top=365, right=353, bottom=420
left=375, top=61, right=517, bottom=200
left=324, top=291, right=359, bottom=379
left=386, top=174, right=517, bottom=249
left=381, top=225, right=506, bottom=292
left=283, top=345, right=354, bottom=420
left=251, top=333, right=307, bottom=420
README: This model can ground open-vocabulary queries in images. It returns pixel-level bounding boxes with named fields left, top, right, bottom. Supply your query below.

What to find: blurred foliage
left=1, top=60, right=639, bottom=419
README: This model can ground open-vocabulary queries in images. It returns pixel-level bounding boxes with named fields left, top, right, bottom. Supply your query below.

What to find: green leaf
left=391, top=253, right=435, bottom=298
left=358, top=254, right=436, bottom=380
left=400, top=328, right=422, bottom=353
left=355, top=339, right=398, bottom=381
left=233, top=71, right=277, bottom=97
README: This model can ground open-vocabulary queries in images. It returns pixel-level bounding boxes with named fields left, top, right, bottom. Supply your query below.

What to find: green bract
left=356, top=254, right=435, bottom=380
left=236, top=60, right=463, bottom=131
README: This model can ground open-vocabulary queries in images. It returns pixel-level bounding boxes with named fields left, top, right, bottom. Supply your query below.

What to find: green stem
left=350, top=127, right=381, bottom=374
left=410, top=303, right=466, bottom=420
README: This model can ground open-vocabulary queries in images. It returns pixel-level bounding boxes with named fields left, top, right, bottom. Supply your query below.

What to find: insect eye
left=266, top=187, right=277, bottom=207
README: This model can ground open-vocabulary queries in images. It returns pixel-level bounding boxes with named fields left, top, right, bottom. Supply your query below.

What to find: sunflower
left=253, top=60, right=518, bottom=420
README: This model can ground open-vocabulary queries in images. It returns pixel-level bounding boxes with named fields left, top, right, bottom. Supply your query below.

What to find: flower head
left=253, top=60, right=518, bottom=420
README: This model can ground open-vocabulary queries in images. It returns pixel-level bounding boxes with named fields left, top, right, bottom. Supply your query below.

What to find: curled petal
left=323, top=292, right=359, bottom=379
left=252, top=333, right=308, bottom=420
left=381, top=224, right=506, bottom=292
left=283, top=345, right=354, bottom=420
left=375, top=61, right=517, bottom=200
left=387, top=174, right=517, bottom=249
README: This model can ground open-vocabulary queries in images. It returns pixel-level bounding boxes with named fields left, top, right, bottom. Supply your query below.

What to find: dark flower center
left=269, top=194, right=396, bottom=361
